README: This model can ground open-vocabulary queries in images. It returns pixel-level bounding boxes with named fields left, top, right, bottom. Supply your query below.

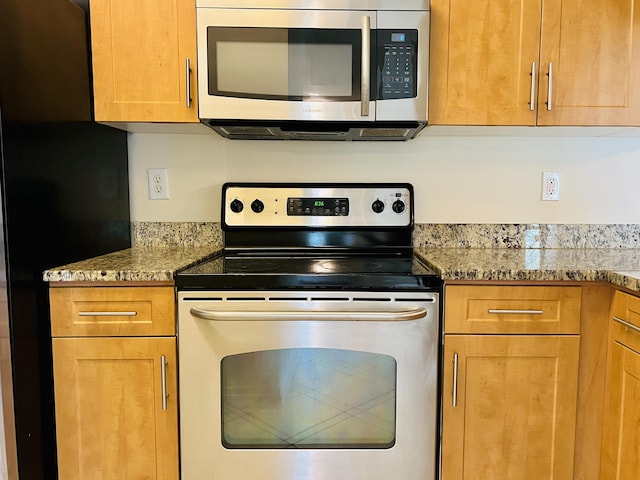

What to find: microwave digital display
left=391, top=33, right=406, bottom=42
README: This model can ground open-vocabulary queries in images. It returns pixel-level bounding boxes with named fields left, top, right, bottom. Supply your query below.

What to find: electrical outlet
left=542, top=171, right=560, bottom=201
left=147, top=168, right=170, bottom=200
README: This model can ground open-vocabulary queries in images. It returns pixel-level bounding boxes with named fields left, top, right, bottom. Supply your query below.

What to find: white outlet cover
left=147, top=168, right=170, bottom=200
left=542, top=171, right=560, bottom=201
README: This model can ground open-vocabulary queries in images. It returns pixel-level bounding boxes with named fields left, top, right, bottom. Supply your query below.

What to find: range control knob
left=251, top=199, right=265, bottom=213
left=392, top=200, right=406, bottom=213
left=371, top=199, right=385, bottom=213
left=229, top=199, right=244, bottom=213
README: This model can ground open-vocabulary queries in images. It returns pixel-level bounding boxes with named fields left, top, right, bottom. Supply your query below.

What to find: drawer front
left=611, top=290, right=640, bottom=352
left=445, top=285, right=582, bottom=334
left=50, top=286, right=175, bottom=337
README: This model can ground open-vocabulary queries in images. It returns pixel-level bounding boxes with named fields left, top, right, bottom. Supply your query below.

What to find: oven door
left=178, top=290, right=439, bottom=480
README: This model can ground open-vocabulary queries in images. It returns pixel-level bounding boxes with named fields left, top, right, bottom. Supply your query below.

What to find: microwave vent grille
left=218, top=126, right=278, bottom=138
left=357, top=128, right=413, bottom=140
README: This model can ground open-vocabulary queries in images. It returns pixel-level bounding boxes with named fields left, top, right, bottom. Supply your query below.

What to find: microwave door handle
left=189, top=307, right=427, bottom=322
left=361, top=15, right=371, bottom=117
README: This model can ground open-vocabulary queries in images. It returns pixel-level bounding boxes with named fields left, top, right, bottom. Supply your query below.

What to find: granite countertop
left=43, top=246, right=221, bottom=283
left=414, top=248, right=640, bottom=292
left=44, top=246, right=640, bottom=294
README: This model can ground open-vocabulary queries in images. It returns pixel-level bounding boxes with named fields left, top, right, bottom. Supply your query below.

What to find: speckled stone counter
left=43, top=246, right=221, bottom=283
left=44, top=244, right=640, bottom=294
left=414, top=248, right=640, bottom=293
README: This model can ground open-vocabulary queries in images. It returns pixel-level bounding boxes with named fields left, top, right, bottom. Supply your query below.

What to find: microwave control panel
left=378, top=29, right=418, bottom=100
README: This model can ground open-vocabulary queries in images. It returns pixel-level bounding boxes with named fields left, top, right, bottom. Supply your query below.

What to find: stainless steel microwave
left=196, top=1, right=430, bottom=140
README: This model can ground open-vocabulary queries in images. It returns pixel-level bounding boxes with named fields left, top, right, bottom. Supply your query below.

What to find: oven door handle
left=189, top=307, right=427, bottom=322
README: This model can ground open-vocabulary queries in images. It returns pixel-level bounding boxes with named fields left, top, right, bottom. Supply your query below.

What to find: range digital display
left=287, top=197, right=349, bottom=216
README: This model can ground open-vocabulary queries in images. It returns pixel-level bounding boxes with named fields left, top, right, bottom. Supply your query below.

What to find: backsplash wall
left=131, top=222, right=640, bottom=249
left=128, top=128, right=640, bottom=224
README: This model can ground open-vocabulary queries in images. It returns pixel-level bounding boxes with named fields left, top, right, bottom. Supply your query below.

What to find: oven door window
left=220, top=348, right=396, bottom=449
left=207, top=28, right=374, bottom=102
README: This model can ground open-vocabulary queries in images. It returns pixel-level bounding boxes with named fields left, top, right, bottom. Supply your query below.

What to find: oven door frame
left=178, top=290, right=439, bottom=480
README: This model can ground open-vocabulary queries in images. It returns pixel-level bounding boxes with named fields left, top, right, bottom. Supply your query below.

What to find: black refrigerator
left=0, top=1, right=131, bottom=478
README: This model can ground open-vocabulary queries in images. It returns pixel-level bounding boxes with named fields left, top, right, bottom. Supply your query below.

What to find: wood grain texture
left=441, top=334, right=580, bottom=480
left=572, top=285, right=612, bottom=480
left=53, top=337, right=178, bottom=480
left=444, top=285, right=582, bottom=334
left=90, top=0, right=198, bottom=122
left=429, top=0, right=542, bottom=125
left=429, top=0, right=640, bottom=126
left=50, top=286, right=175, bottom=337
left=538, top=0, right=640, bottom=125
left=600, top=313, right=640, bottom=479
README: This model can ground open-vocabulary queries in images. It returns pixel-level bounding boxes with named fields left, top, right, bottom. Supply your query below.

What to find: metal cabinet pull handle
left=546, top=62, right=553, bottom=111
left=161, top=355, right=168, bottom=411
left=185, top=58, right=192, bottom=109
left=613, top=316, right=640, bottom=334
left=78, top=311, right=137, bottom=316
left=529, top=61, right=536, bottom=111
left=361, top=15, right=371, bottom=117
left=487, top=309, right=543, bottom=315
left=190, top=307, right=426, bottom=322
left=452, top=353, right=459, bottom=407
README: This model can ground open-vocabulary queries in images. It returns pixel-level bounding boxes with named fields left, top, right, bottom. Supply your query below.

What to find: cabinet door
left=429, top=0, right=542, bottom=125
left=53, top=337, right=178, bottom=480
left=441, top=335, right=580, bottom=480
left=600, top=340, right=640, bottom=480
left=538, top=0, right=640, bottom=125
left=90, top=0, right=198, bottom=122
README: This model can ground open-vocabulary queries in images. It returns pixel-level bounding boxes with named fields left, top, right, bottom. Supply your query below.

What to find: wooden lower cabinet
left=441, top=334, right=580, bottom=480
left=52, top=336, right=178, bottom=480
left=599, top=341, right=640, bottom=479
left=600, top=291, right=640, bottom=479
left=50, top=284, right=178, bottom=479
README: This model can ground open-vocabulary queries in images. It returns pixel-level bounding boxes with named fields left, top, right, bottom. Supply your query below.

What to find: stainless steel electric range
left=177, top=183, right=442, bottom=480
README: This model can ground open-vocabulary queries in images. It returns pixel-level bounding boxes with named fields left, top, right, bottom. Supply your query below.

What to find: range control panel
left=223, top=183, right=413, bottom=228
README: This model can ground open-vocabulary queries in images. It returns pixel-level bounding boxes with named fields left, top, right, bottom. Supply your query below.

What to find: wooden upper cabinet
left=538, top=0, right=640, bottom=125
left=429, top=0, right=640, bottom=126
left=429, top=0, right=542, bottom=125
left=89, top=0, right=198, bottom=122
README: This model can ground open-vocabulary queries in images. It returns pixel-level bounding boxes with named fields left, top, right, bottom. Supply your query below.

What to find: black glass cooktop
left=177, top=251, right=441, bottom=291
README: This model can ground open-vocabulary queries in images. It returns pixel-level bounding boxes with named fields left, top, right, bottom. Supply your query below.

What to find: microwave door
left=197, top=8, right=377, bottom=122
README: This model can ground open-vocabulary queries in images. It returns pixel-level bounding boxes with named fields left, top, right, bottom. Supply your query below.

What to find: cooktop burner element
left=177, top=183, right=441, bottom=291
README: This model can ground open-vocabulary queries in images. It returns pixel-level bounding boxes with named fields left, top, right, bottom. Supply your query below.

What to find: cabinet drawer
left=445, top=285, right=581, bottom=334
left=610, top=290, right=640, bottom=352
left=50, top=286, right=175, bottom=337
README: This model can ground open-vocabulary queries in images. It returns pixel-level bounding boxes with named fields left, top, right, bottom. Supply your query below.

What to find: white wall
left=128, top=127, right=640, bottom=224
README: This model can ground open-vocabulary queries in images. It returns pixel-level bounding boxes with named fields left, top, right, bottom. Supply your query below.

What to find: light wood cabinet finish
left=444, top=285, right=582, bottom=334
left=430, top=0, right=640, bottom=126
left=600, top=290, right=640, bottom=480
left=537, top=0, right=640, bottom=125
left=89, top=0, right=198, bottom=122
left=50, top=286, right=175, bottom=337
left=53, top=337, right=179, bottom=480
left=429, top=0, right=542, bottom=125
left=51, top=285, right=179, bottom=480
left=442, top=335, right=580, bottom=480
left=442, top=284, right=581, bottom=480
